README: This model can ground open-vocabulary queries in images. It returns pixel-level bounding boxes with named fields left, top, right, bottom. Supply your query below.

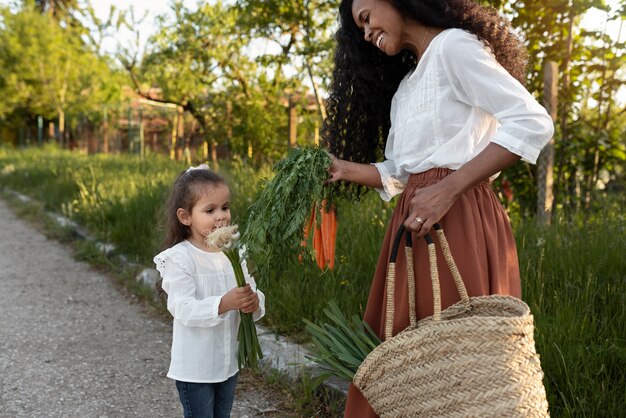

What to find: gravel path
left=0, top=198, right=288, bottom=418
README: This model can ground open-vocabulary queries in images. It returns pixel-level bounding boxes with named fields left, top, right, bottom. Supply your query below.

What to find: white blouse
left=153, top=240, right=265, bottom=383
left=374, top=28, right=554, bottom=201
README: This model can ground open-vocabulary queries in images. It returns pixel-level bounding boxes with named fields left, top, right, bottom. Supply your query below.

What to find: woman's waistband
left=406, top=168, right=490, bottom=188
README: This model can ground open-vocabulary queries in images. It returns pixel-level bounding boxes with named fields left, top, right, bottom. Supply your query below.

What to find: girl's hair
left=162, top=168, right=227, bottom=248
left=323, top=0, right=528, bottom=198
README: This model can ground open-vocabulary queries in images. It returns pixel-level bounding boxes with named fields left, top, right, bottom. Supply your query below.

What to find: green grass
left=515, top=215, right=626, bottom=417
left=0, top=144, right=261, bottom=263
left=1, top=144, right=624, bottom=416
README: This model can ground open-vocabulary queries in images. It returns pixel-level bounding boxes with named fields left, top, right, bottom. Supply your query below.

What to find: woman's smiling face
left=351, top=0, right=406, bottom=55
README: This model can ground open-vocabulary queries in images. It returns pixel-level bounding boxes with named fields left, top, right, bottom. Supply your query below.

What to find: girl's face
left=351, top=0, right=405, bottom=55
left=177, top=183, right=231, bottom=248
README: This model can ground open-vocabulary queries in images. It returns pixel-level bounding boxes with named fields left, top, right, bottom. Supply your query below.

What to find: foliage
left=1, top=0, right=624, bottom=217
left=501, top=0, right=626, bottom=213
left=0, top=1, right=123, bottom=131
left=241, top=146, right=332, bottom=281
left=515, top=212, right=626, bottom=417
left=1, top=147, right=625, bottom=415
left=126, top=1, right=320, bottom=164
left=235, top=0, right=337, bottom=112
left=304, top=300, right=381, bottom=381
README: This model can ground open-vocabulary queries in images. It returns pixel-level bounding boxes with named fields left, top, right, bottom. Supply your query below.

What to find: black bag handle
left=384, top=223, right=470, bottom=339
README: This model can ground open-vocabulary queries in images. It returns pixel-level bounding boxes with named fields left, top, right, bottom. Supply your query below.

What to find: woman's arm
left=328, top=154, right=383, bottom=188
left=404, top=143, right=520, bottom=236
left=402, top=31, right=553, bottom=236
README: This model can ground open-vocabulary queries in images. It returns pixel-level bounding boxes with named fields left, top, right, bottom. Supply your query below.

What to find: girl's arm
left=156, top=252, right=226, bottom=328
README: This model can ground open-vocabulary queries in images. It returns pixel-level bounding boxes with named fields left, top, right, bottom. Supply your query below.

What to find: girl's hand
left=403, top=179, right=457, bottom=238
left=219, top=284, right=258, bottom=314
left=239, top=292, right=260, bottom=314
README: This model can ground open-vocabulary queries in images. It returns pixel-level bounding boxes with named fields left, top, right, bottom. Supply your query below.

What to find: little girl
left=154, top=165, right=265, bottom=418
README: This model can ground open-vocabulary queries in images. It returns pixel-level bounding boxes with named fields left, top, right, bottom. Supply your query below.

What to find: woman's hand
left=325, top=153, right=384, bottom=188
left=327, top=153, right=343, bottom=183
left=403, top=178, right=458, bottom=237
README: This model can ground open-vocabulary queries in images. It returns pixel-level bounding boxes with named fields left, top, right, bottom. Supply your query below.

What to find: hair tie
left=186, top=163, right=209, bottom=173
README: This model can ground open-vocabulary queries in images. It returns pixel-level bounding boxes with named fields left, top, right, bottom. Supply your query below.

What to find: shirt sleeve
left=372, top=97, right=408, bottom=201
left=241, top=253, right=266, bottom=322
left=441, top=30, right=554, bottom=164
left=373, top=161, right=407, bottom=201
left=154, top=250, right=226, bottom=328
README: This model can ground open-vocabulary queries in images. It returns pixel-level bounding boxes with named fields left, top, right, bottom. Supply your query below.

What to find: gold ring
left=415, top=217, right=424, bottom=224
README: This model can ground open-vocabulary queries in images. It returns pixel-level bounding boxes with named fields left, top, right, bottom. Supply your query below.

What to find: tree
left=0, top=2, right=122, bottom=146
left=123, top=1, right=292, bottom=164
left=235, top=0, right=336, bottom=120
left=496, top=0, right=625, bottom=215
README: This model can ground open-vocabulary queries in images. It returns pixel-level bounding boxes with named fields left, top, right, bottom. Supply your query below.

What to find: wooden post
left=176, top=106, right=184, bottom=161
left=170, top=109, right=177, bottom=160
left=37, top=116, right=43, bottom=146
left=226, top=100, right=233, bottom=143
left=58, top=109, right=65, bottom=147
left=537, top=61, right=558, bottom=225
left=288, top=95, right=298, bottom=148
left=139, top=105, right=145, bottom=158
left=102, top=106, right=109, bottom=154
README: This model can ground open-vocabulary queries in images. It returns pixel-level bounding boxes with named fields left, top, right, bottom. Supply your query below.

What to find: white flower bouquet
left=206, top=225, right=263, bottom=370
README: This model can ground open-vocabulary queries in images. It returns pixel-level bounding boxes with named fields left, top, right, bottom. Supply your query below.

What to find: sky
left=93, top=0, right=623, bottom=44
left=89, top=0, right=623, bottom=54
left=0, top=0, right=623, bottom=102
left=91, top=0, right=198, bottom=55
left=0, top=0, right=622, bottom=52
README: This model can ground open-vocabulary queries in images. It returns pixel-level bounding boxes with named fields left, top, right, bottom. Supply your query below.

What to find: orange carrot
left=318, top=199, right=338, bottom=270
left=313, top=222, right=326, bottom=270
left=320, top=199, right=332, bottom=264
left=327, top=205, right=337, bottom=270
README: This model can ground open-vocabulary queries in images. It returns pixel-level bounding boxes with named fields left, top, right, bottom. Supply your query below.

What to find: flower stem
left=223, top=248, right=263, bottom=370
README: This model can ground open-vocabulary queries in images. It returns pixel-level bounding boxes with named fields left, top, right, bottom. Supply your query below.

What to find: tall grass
left=0, top=145, right=261, bottom=262
left=1, top=145, right=624, bottom=416
left=516, top=214, right=626, bottom=417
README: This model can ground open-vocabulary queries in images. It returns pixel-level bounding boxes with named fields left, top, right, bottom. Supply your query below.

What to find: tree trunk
left=305, top=58, right=327, bottom=121
left=536, top=61, right=558, bottom=225
left=552, top=6, right=576, bottom=214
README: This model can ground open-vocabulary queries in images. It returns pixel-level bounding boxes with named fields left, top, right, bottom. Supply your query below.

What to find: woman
left=323, top=0, right=554, bottom=416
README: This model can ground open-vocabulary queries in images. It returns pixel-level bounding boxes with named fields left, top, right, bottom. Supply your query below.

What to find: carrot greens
left=242, top=146, right=332, bottom=279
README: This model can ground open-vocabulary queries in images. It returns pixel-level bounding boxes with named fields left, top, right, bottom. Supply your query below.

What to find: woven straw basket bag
left=353, top=224, right=550, bottom=418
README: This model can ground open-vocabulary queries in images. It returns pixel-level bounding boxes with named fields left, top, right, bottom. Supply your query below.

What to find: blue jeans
left=175, top=373, right=238, bottom=418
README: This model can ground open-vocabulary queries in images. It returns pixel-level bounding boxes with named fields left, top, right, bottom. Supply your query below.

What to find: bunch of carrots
left=301, top=199, right=338, bottom=270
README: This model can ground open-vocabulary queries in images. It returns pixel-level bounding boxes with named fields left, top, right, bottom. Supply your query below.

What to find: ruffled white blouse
left=374, top=28, right=555, bottom=201
left=154, top=240, right=265, bottom=383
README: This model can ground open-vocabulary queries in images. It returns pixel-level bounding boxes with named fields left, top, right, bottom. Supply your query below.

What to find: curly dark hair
left=323, top=0, right=529, bottom=199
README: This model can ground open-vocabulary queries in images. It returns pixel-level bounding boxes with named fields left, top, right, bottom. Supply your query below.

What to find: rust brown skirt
left=344, top=168, right=521, bottom=418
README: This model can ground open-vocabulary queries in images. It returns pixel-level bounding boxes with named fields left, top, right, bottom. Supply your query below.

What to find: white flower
left=205, top=225, right=240, bottom=250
